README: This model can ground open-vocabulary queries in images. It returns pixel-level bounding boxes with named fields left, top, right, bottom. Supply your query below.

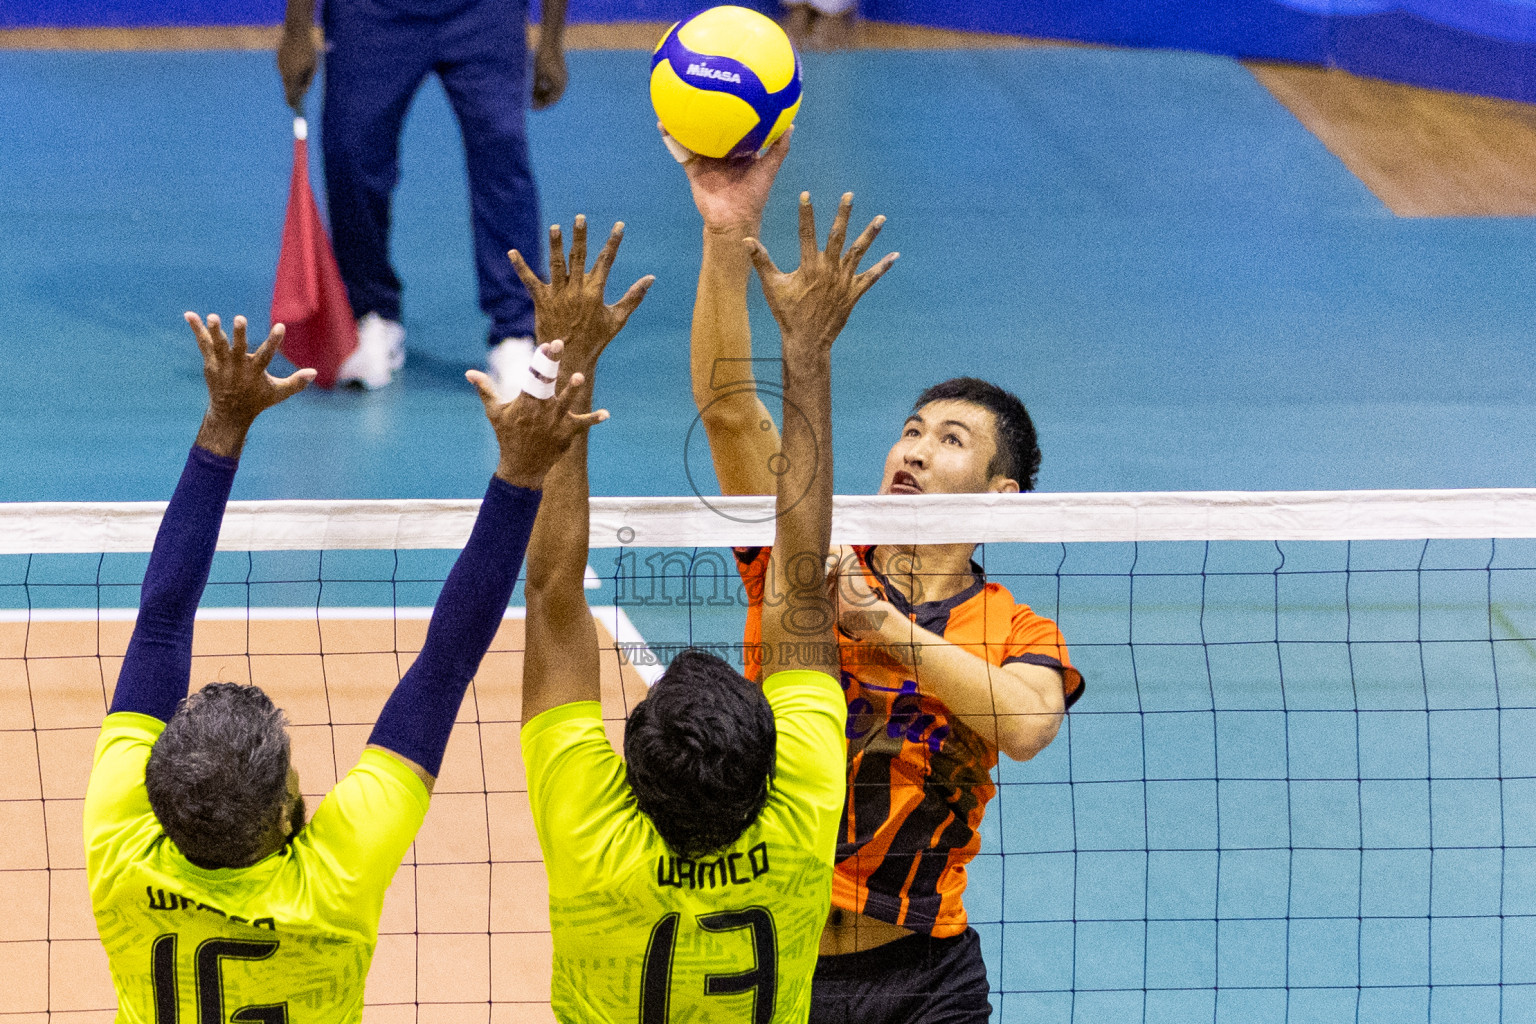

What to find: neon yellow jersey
left=522, top=670, right=847, bottom=1024
left=83, top=712, right=430, bottom=1024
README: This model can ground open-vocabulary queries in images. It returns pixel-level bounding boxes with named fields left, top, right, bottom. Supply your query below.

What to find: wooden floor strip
left=1248, top=60, right=1536, bottom=217
left=0, top=20, right=1045, bottom=51
left=0, top=25, right=288, bottom=50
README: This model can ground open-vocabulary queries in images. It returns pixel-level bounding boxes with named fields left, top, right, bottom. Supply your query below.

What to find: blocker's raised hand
left=466, top=341, right=610, bottom=490
left=507, top=217, right=655, bottom=378
left=745, top=192, right=898, bottom=354
left=188, top=312, right=315, bottom=457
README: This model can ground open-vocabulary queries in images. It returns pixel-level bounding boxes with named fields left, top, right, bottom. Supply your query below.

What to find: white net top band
left=3, top=489, right=1535, bottom=554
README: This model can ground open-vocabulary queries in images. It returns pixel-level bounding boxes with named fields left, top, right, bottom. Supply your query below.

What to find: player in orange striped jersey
left=673, top=132, right=1084, bottom=1023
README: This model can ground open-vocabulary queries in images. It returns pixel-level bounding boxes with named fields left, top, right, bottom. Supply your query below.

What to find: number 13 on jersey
left=641, top=908, right=778, bottom=1024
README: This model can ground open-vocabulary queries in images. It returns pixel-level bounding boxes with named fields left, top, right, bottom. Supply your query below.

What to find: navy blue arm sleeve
left=367, top=477, right=542, bottom=777
left=110, top=446, right=239, bottom=721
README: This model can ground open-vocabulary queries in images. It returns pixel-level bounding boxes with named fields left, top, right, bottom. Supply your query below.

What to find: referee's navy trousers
left=322, top=0, right=542, bottom=343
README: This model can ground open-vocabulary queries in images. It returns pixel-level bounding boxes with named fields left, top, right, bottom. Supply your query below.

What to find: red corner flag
left=272, top=117, right=356, bottom=388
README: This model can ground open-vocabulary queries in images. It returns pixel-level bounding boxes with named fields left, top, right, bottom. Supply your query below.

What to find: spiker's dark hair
left=624, top=649, right=776, bottom=859
left=145, top=682, right=291, bottom=869
left=913, top=377, right=1041, bottom=491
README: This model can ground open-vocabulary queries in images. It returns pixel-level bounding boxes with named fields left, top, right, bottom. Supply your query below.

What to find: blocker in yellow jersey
left=80, top=310, right=588, bottom=1024
left=522, top=670, right=846, bottom=1024
left=85, top=714, right=429, bottom=1023
left=508, top=207, right=890, bottom=1024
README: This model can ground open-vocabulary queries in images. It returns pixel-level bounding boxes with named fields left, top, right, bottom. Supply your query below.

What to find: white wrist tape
left=521, top=345, right=560, bottom=400
left=661, top=132, right=693, bottom=164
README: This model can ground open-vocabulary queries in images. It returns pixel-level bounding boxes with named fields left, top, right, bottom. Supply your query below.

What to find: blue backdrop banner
left=4, top=0, right=1533, bottom=103
left=862, top=0, right=1536, bottom=102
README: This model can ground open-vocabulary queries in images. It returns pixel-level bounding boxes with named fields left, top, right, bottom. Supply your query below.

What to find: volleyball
left=650, top=5, right=803, bottom=160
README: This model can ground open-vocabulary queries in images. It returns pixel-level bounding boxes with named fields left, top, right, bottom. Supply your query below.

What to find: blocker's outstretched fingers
left=185, top=312, right=216, bottom=359
left=797, top=192, right=818, bottom=267
left=230, top=315, right=250, bottom=357
left=548, top=224, right=569, bottom=289
left=826, top=192, right=854, bottom=261
left=744, top=238, right=782, bottom=282
left=855, top=252, right=901, bottom=297
left=548, top=369, right=590, bottom=421
left=507, top=249, right=545, bottom=295
left=466, top=368, right=506, bottom=412
left=567, top=407, right=610, bottom=430
left=555, top=369, right=585, bottom=405
left=522, top=340, right=563, bottom=399
left=205, top=313, right=227, bottom=350
left=570, top=215, right=588, bottom=280
left=553, top=371, right=608, bottom=430
left=614, top=274, right=656, bottom=318
left=253, top=324, right=286, bottom=372
left=591, top=222, right=625, bottom=286
left=845, top=215, right=887, bottom=269
left=273, top=366, right=318, bottom=400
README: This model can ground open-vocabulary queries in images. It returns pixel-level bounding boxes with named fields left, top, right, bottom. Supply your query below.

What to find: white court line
left=0, top=604, right=665, bottom=686
left=0, top=606, right=461, bottom=622
left=603, top=604, right=664, bottom=686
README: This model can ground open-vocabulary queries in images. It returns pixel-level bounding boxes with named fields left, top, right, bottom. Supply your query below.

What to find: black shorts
left=809, top=927, right=992, bottom=1024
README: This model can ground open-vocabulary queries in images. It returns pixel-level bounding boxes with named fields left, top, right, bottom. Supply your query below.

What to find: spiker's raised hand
left=744, top=192, right=898, bottom=354
left=670, top=123, right=793, bottom=231
left=507, top=217, right=655, bottom=379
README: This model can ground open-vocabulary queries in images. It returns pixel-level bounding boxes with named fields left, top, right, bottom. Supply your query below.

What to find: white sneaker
left=338, top=313, right=405, bottom=389
left=487, top=336, right=535, bottom=400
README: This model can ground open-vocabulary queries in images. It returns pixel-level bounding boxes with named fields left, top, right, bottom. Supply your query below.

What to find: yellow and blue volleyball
left=650, top=6, right=803, bottom=160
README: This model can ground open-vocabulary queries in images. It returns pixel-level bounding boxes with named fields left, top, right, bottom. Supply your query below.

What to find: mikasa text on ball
left=650, top=6, right=803, bottom=160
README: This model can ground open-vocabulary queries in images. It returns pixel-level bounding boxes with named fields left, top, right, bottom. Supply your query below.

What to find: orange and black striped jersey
left=736, top=544, right=1084, bottom=938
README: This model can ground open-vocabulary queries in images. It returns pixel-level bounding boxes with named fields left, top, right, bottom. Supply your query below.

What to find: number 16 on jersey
left=151, top=933, right=288, bottom=1024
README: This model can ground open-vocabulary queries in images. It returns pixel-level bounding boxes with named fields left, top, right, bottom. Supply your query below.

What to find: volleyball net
left=3, top=488, right=1535, bottom=1023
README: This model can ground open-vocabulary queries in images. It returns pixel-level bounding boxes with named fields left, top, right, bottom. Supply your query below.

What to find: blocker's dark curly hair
left=914, top=377, right=1042, bottom=491
left=145, top=682, right=291, bottom=868
left=624, top=649, right=777, bottom=859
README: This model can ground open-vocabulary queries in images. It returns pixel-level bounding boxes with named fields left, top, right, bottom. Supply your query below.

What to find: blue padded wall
left=862, top=0, right=1328, bottom=64
left=863, top=0, right=1536, bottom=103
left=3, top=0, right=1533, bottom=104
left=0, top=0, right=767, bottom=28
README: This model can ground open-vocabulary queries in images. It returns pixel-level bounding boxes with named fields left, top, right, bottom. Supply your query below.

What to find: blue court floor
left=0, top=46, right=1533, bottom=503
left=3, top=43, right=1536, bottom=1024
